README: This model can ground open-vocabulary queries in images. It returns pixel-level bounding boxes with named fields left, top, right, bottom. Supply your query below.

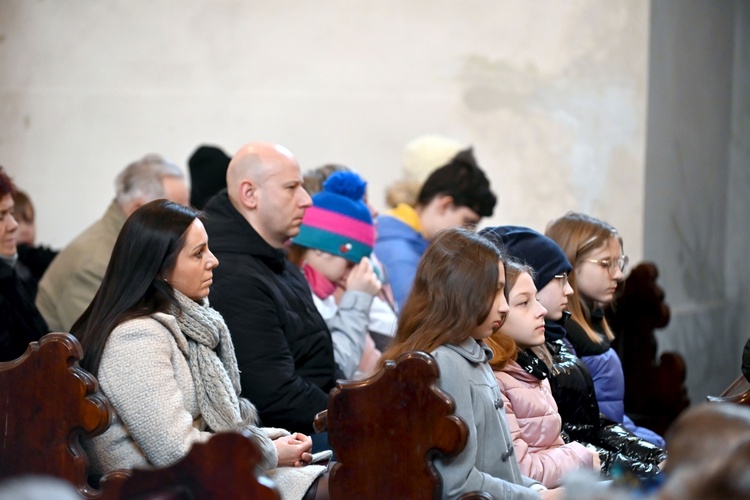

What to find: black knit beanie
left=188, top=145, right=231, bottom=209
left=479, top=225, right=572, bottom=290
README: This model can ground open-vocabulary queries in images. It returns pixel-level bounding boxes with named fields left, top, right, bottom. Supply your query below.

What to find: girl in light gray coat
left=288, top=171, right=382, bottom=379
left=72, top=200, right=327, bottom=500
left=379, top=228, right=562, bottom=500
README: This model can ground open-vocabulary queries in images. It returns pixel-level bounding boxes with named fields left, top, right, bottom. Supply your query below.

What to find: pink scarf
left=302, top=263, right=337, bottom=300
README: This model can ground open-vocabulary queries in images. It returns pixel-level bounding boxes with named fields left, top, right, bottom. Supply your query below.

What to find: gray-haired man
left=36, top=154, right=189, bottom=332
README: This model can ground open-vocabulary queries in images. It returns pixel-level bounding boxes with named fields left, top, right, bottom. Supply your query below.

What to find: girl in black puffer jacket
left=480, top=225, right=666, bottom=482
left=546, top=317, right=665, bottom=480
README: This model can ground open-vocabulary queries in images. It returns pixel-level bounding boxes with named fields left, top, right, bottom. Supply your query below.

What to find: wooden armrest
left=313, top=409, right=328, bottom=433
left=707, top=374, right=750, bottom=405
left=327, top=350, right=468, bottom=498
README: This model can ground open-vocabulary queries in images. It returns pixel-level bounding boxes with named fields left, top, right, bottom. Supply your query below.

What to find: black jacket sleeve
left=743, top=337, right=750, bottom=383
left=209, top=265, right=330, bottom=433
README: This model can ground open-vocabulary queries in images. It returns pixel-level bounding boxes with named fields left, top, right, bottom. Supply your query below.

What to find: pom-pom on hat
left=479, top=225, right=572, bottom=290
left=293, top=171, right=375, bottom=263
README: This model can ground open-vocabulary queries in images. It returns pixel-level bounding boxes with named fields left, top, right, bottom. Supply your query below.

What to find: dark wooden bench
left=606, top=262, right=690, bottom=435
left=0, top=332, right=280, bottom=499
left=321, top=350, right=492, bottom=499
left=0, top=332, right=112, bottom=497
left=707, top=374, right=750, bottom=406
left=100, top=430, right=281, bottom=499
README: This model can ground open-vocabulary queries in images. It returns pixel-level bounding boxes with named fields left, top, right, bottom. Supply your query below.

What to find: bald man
left=203, top=142, right=341, bottom=434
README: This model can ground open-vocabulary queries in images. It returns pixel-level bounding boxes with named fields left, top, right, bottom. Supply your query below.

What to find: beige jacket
left=84, top=313, right=324, bottom=500
left=36, top=201, right=125, bottom=332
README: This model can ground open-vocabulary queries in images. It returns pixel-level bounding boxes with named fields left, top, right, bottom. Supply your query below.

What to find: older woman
left=0, top=166, right=48, bottom=361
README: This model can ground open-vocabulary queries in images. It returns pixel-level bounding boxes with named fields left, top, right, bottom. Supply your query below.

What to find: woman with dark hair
left=72, top=199, right=327, bottom=500
left=379, top=228, right=558, bottom=499
left=0, top=167, right=49, bottom=362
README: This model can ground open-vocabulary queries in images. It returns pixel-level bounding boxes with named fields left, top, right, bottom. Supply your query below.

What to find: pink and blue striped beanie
left=293, top=171, right=374, bottom=263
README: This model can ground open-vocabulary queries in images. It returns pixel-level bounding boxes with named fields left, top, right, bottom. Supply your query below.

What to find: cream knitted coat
left=84, top=313, right=324, bottom=500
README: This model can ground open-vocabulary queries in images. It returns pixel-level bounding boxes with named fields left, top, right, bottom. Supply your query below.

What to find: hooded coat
left=203, top=191, right=341, bottom=433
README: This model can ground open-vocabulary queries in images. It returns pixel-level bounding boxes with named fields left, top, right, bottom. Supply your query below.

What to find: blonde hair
left=385, top=134, right=465, bottom=208
left=545, top=212, right=622, bottom=343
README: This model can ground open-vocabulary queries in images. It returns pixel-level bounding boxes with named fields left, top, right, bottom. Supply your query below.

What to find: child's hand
left=346, top=257, right=382, bottom=296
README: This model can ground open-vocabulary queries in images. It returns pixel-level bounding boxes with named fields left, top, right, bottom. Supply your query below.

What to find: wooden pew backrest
left=99, top=430, right=281, bottom=500
left=0, top=333, right=283, bottom=500
left=326, top=350, right=468, bottom=500
left=0, top=332, right=111, bottom=498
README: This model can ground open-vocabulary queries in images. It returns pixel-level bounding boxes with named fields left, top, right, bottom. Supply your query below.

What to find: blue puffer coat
left=373, top=211, right=428, bottom=309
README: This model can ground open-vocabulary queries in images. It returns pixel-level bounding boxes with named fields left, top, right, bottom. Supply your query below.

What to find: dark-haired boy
left=374, top=148, right=497, bottom=308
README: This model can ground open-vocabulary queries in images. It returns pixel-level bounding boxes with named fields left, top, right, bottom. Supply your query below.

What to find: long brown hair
left=545, top=211, right=621, bottom=343
left=379, top=227, right=503, bottom=365
left=286, top=243, right=307, bottom=267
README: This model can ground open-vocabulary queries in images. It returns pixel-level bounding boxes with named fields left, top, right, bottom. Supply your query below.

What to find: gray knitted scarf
left=171, top=290, right=259, bottom=433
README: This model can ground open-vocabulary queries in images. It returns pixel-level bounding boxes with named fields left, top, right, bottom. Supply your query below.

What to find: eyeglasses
left=553, top=273, right=569, bottom=287
left=582, top=255, right=629, bottom=274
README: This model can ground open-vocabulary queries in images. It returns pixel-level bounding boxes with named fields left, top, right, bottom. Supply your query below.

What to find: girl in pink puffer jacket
left=485, top=259, right=600, bottom=488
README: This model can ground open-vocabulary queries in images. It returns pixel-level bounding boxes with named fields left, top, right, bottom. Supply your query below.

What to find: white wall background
left=4, top=0, right=748, bottom=402
left=645, top=0, right=749, bottom=402
left=0, top=0, right=649, bottom=265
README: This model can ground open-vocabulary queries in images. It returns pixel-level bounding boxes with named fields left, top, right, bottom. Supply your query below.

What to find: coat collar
left=204, top=190, right=287, bottom=274
left=501, top=359, right=540, bottom=383
left=151, top=312, right=189, bottom=356
left=444, top=336, right=493, bottom=364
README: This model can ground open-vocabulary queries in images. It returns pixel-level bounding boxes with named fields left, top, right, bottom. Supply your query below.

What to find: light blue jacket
left=373, top=214, right=428, bottom=309
left=432, top=338, right=542, bottom=499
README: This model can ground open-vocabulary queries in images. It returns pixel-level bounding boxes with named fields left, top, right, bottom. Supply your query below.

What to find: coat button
left=501, top=443, right=514, bottom=462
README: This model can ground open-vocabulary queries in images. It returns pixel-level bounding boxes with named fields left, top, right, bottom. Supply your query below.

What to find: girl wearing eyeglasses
left=545, top=212, right=665, bottom=447
left=480, top=226, right=665, bottom=483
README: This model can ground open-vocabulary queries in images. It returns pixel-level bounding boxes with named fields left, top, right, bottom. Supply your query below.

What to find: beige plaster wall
left=0, top=0, right=649, bottom=261
left=644, top=0, right=746, bottom=402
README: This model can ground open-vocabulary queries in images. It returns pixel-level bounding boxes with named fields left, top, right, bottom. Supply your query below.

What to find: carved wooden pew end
left=0, top=333, right=280, bottom=499
left=326, top=350, right=471, bottom=499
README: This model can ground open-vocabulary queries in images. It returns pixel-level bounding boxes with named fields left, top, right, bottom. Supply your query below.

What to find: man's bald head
left=226, top=142, right=297, bottom=203
left=225, top=141, right=311, bottom=248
